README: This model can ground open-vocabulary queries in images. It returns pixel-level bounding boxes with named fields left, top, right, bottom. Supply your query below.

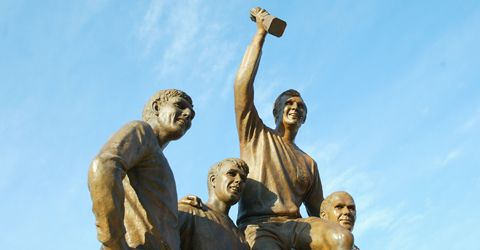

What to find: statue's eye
left=175, top=102, right=185, bottom=109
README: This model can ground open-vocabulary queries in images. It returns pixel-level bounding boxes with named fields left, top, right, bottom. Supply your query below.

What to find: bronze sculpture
left=88, top=89, right=195, bottom=250
left=321, top=191, right=360, bottom=250
left=234, top=8, right=354, bottom=250
left=177, top=158, right=250, bottom=250
left=249, top=7, right=287, bottom=38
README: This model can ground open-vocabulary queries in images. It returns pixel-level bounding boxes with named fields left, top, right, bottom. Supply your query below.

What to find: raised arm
left=234, top=9, right=268, bottom=137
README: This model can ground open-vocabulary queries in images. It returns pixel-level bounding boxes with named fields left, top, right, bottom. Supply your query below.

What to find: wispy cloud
left=442, top=149, right=462, bottom=165
left=305, top=140, right=345, bottom=167
left=301, top=138, right=418, bottom=247
left=138, top=0, right=165, bottom=55
left=456, top=106, right=480, bottom=133
left=137, top=0, right=240, bottom=108
left=356, top=202, right=401, bottom=237
left=253, top=77, right=282, bottom=127
left=384, top=211, right=425, bottom=250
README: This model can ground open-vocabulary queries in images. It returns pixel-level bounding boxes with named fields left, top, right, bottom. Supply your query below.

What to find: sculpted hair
left=320, top=191, right=353, bottom=213
left=272, top=89, right=307, bottom=123
left=207, top=158, right=249, bottom=195
left=142, top=89, right=193, bottom=123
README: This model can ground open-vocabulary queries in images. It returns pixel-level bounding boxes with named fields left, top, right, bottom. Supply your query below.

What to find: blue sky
left=1, top=0, right=479, bottom=249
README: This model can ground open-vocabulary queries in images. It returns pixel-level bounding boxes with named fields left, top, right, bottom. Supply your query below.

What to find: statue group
left=88, top=8, right=359, bottom=250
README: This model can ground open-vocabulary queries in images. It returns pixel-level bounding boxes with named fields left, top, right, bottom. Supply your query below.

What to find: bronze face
left=326, top=193, right=356, bottom=231
left=213, top=163, right=248, bottom=206
left=155, top=96, right=195, bottom=141
left=277, top=95, right=306, bottom=127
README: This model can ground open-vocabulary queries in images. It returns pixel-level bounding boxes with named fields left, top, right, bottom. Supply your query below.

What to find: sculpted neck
left=148, top=121, right=170, bottom=150
left=275, top=123, right=299, bottom=144
left=205, top=198, right=230, bottom=216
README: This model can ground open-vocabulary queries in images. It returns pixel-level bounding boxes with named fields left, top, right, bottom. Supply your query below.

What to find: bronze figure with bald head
left=321, top=191, right=360, bottom=250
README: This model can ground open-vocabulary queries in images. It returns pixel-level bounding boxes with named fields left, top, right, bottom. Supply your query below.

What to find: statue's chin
left=340, top=222, right=353, bottom=231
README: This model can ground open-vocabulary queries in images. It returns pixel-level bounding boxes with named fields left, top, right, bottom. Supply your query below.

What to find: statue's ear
left=152, top=100, right=160, bottom=116
left=273, top=109, right=278, bottom=123
left=320, top=210, right=327, bottom=219
left=209, top=174, right=216, bottom=188
left=302, top=113, right=307, bottom=124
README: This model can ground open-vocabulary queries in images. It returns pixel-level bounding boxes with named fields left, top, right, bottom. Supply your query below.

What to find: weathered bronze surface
left=234, top=8, right=354, bottom=250
left=321, top=191, right=360, bottom=250
left=88, top=89, right=194, bottom=250
left=178, top=158, right=250, bottom=250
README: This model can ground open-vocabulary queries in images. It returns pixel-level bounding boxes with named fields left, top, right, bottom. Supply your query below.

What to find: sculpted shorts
left=239, top=216, right=319, bottom=250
